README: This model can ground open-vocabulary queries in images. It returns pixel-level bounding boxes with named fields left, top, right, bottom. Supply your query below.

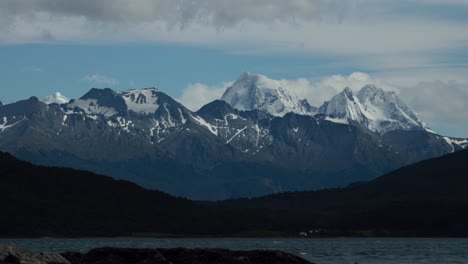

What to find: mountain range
left=0, top=72, right=466, bottom=200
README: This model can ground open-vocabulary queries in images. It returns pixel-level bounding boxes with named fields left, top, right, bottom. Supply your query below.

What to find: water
left=1, top=237, right=467, bottom=264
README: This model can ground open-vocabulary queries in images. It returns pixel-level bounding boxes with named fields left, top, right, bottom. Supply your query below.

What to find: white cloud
left=83, top=74, right=119, bottom=86
left=178, top=82, right=232, bottom=111
left=280, top=72, right=397, bottom=107
left=400, top=80, right=468, bottom=136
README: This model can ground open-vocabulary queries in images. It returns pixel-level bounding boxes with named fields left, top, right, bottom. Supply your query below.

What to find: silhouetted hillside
left=2, top=149, right=468, bottom=237
left=221, top=149, right=468, bottom=236
left=0, top=152, right=297, bottom=237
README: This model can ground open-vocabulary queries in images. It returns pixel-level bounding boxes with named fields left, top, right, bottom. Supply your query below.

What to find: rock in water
left=0, top=243, right=70, bottom=264
left=62, top=248, right=171, bottom=264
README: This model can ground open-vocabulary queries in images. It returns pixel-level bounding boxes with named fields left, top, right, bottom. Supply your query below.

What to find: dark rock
left=0, top=244, right=69, bottom=264
left=62, top=247, right=314, bottom=264
left=62, top=247, right=170, bottom=264
left=36, top=253, right=71, bottom=264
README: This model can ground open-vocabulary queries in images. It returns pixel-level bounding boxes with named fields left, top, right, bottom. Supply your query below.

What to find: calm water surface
left=1, top=237, right=467, bottom=264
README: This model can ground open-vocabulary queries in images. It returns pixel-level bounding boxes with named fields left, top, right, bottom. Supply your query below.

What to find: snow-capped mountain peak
left=221, top=72, right=311, bottom=117
left=41, top=92, right=69, bottom=105
left=67, top=87, right=164, bottom=116
left=319, top=84, right=426, bottom=134
left=357, top=84, right=426, bottom=132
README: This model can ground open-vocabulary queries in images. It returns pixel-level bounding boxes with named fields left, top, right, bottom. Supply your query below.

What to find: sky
left=1, top=0, right=468, bottom=137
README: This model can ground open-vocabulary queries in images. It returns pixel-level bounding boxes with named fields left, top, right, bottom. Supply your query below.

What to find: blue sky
left=0, top=44, right=352, bottom=102
left=1, top=0, right=468, bottom=137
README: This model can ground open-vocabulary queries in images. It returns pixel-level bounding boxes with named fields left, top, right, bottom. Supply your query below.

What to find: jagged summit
left=318, top=87, right=366, bottom=124
left=221, top=72, right=311, bottom=117
left=67, top=87, right=169, bottom=116
left=319, top=85, right=427, bottom=134
left=41, top=92, right=69, bottom=105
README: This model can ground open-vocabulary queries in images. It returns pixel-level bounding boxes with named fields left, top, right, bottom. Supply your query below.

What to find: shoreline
left=0, top=243, right=314, bottom=264
left=2, top=234, right=468, bottom=239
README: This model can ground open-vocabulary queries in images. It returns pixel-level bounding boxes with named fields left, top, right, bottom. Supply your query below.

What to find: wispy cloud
left=83, top=74, right=119, bottom=87
left=20, top=66, right=43, bottom=73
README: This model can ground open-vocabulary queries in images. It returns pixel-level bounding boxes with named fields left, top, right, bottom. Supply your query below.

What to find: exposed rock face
left=0, top=244, right=70, bottom=264
left=62, top=247, right=314, bottom=264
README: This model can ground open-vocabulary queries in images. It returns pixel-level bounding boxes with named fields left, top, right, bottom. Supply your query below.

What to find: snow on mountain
left=220, top=73, right=426, bottom=134
left=444, top=137, right=468, bottom=152
left=67, top=88, right=163, bottom=117
left=318, top=87, right=364, bottom=125
left=67, top=98, right=118, bottom=117
left=41, top=92, right=69, bottom=105
left=62, top=87, right=221, bottom=144
left=117, top=88, right=160, bottom=114
left=221, top=72, right=312, bottom=117
left=357, top=84, right=426, bottom=133
left=319, top=84, right=427, bottom=134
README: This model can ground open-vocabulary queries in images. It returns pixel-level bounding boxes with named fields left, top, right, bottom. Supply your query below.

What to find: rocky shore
left=0, top=243, right=313, bottom=264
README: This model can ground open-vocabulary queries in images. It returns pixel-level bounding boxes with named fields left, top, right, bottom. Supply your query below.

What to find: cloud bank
left=0, top=0, right=345, bottom=27
left=1, top=1, right=466, bottom=59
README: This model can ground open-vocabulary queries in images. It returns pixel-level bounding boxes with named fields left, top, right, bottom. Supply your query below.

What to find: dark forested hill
left=220, top=149, right=468, bottom=236
left=2, top=149, right=468, bottom=237
left=0, top=152, right=300, bottom=237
